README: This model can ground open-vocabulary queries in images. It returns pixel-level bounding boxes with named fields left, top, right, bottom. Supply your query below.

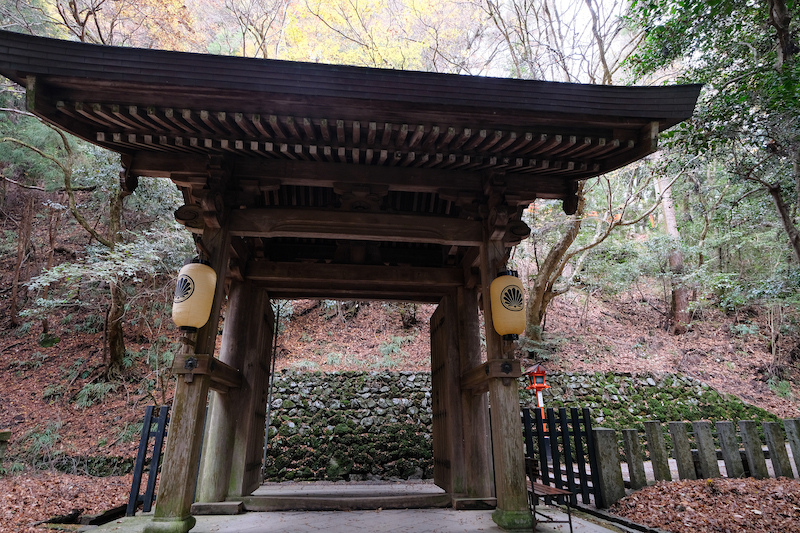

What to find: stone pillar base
left=143, top=516, right=196, bottom=533
left=491, top=509, right=533, bottom=531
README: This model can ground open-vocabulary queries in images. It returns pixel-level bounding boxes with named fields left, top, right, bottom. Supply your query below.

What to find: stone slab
left=763, top=422, right=793, bottom=479
left=622, top=428, right=647, bottom=489
left=739, top=420, right=769, bottom=479
left=643, top=421, right=671, bottom=482
left=716, top=421, right=745, bottom=478
left=668, top=422, right=696, bottom=480
left=593, top=428, right=625, bottom=508
left=692, top=421, right=720, bottom=479
left=191, top=501, right=244, bottom=515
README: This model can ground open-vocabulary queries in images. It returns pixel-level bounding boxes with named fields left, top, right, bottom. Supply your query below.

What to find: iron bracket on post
left=460, top=359, right=522, bottom=395
left=172, top=354, right=242, bottom=393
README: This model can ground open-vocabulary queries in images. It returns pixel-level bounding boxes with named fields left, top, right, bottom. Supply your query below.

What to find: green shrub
left=114, top=422, right=144, bottom=444
left=74, top=382, right=116, bottom=408
left=10, top=351, right=48, bottom=372
left=76, top=314, right=104, bottom=334
left=14, top=321, right=33, bottom=337
left=20, top=421, right=62, bottom=464
left=768, top=378, right=793, bottom=399
left=42, top=383, right=66, bottom=401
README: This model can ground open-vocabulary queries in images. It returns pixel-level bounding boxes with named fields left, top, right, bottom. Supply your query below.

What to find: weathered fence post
left=716, top=421, right=745, bottom=478
left=643, top=421, right=671, bottom=482
left=692, top=421, right=720, bottom=479
left=592, top=428, right=625, bottom=508
left=763, top=422, right=794, bottom=479
left=783, top=419, right=800, bottom=476
left=621, top=429, right=647, bottom=489
left=668, top=422, right=697, bottom=480
left=739, top=421, right=769, bottom=479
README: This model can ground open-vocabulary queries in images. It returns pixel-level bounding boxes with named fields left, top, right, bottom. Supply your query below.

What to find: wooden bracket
left=172, top=354, right=242, bottom=393
left=461, top=359, right=522, bottom=395
left=562, top=180, right=580, bottom=215
left=201, top=191, right=224, bottom=229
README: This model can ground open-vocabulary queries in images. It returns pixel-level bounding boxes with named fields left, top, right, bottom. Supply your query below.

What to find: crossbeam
left=245, top=261, right=464, bottom=302
left=228, top=208, right=483, bottom=246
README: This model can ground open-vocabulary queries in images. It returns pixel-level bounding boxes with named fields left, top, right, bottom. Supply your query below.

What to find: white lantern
left=172, top=259, right=217, bottom=330
left=490, top=270, right=525, bottom=340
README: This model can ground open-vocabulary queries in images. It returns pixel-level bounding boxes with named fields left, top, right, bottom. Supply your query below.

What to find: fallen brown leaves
left=611, top=478, right=800, bottom=533
left=0, top=471, right=132, bottom=532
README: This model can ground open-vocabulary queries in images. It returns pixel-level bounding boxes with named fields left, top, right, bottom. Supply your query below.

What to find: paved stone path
left=86, top=482, right=630, bottom=532
left=88, top=507, right=627, bottom=533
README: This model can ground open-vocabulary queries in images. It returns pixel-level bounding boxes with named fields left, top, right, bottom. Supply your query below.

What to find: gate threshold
left=203, top=481, right=452, bottom=512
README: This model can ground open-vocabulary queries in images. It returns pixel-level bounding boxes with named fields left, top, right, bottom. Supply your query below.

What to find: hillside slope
left=1, top=287, right=799, bottom=531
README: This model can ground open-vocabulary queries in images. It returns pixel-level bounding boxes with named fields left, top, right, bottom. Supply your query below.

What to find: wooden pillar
left=430, top=294, right=465, bottom=495
left=480, top=238, right=531, bottom=531
left=196, top=281, right=273, bottom=502
left=146, top=224, right=230, bottom=533
left=456, top=287, right=494, bottom=500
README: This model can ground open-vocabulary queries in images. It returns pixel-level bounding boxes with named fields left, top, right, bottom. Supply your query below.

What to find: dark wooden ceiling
left=0, top=30, right=701, bottom=301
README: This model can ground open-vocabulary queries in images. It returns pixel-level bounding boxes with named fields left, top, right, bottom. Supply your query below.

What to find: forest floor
left=1, top=287, right=799, bottom=531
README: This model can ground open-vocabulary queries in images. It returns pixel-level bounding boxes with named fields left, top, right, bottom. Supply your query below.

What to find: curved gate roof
left=0, top=30, right=701, bottom=301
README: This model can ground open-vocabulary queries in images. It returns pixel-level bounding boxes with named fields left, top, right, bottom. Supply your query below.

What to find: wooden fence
left=524, top=413, right=800, bottom=509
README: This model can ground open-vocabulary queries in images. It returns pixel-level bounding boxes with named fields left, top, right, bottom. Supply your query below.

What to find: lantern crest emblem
left=172, top=258, right=217, bottom=330
left=174, top=274, right=195, bottom=304
left=500, top=285, right=524, bottom=312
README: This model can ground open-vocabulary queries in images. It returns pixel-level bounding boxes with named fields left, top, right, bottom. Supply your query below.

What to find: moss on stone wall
left=264, top=371, right=433, bottom=481
left=523, top=372, right=779, bottom=435
left=264, top=370, right=778, bottom=481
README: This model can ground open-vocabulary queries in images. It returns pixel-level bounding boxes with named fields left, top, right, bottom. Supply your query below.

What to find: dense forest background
left=2, top=0, right=799, bottom=394
left=0, top=1, right=799, bottom=529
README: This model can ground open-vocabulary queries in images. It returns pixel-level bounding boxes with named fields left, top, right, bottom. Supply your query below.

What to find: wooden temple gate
left=0, top=30, right=700, bottom=532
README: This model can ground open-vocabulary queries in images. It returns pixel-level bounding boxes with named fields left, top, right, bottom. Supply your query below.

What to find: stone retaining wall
left=264, top=371, right=433, bottom=481
left=263, top=370, right=776, bottom=482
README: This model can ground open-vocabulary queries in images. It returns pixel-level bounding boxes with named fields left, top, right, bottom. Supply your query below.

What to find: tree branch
left=0, top=174, right=45, bottom=191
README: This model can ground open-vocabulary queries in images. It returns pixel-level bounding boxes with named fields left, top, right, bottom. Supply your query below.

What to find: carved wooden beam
left=258, top=286, right=447, bottom=302
left=227, top=208, right=483, bottom=245
left=246, top=260, right=464, bottom=289
left=601, top=121, right=658, bottom=174
left=125, top=153, right=565, bottom=202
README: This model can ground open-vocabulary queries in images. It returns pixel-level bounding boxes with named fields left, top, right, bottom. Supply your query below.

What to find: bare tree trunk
left=766, top=182, right=800, bottom=263
left=525, top=182, right=586, bottom=341
left=658, top=176, right=689, bottom=334
left=102, top=186, right=130, bottom=378
left=105, top=279, right=126, bottom=377
left=41, top=206, right=62, bottom=335
left=768, top=0, right=798, bottom=68
left=11, top=195, right=34, bottom=326
left=793, top=148, right=800, bottom=212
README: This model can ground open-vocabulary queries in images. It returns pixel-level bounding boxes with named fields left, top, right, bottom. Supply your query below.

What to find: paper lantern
left=490, top=270, right=525, bottom=340
left=172, top=259, right=217, bottom=330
